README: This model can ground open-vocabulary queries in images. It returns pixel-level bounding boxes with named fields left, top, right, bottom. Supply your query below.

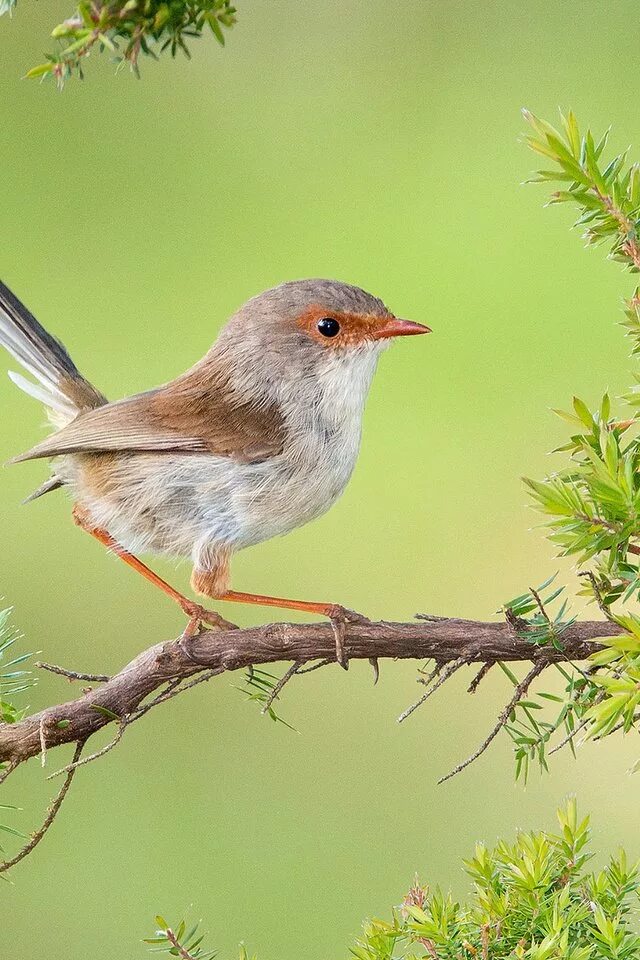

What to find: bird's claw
left=323, top=604, right=370, bottom=671
left=180, top=600, right=236, bottom=633
left=176, top=602, right=237, bottom=665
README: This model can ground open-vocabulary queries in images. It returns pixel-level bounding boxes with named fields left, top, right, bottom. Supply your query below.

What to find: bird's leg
left=218, top=589, right=369, bottom=670
left=71, top=505, right=236, bottom=634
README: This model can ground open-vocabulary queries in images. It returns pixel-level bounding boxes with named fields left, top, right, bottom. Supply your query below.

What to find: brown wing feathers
left=13, top=367, right=285, bottom=465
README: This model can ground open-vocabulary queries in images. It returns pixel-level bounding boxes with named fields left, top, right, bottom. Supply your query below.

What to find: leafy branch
left=486, top=109, right=640, bottom=778
left=351, top=800, right=640, bottom=960
left=144, top=915, right=255, bottom=960
left=1, top=0, right=237, bottom=87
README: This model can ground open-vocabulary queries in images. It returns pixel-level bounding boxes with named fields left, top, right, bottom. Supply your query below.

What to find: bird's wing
left=12, top=368, right=286, bottom=465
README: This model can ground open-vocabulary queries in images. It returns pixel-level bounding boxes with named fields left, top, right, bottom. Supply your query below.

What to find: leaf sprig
left=3, top=0, right=237, bottom=87
left=0, top=606, right=35, bottom=726
left=144, top=915, right=255, bottom=960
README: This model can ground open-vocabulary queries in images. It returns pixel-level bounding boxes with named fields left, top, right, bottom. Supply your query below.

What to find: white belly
left=68, top=343, right=379, bottom=562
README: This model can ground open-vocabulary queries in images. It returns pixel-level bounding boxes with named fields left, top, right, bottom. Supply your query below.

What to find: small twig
left=47, top=721, right=126, bottom=779
left=415, top=613, right=451, bottom=622
left=261, top=661, right=299, bottom=715
left=438, top=662, right=545, bottom=783
left=417, top=661, right=442, bottom=689
left=0, top=740, right=84, bottom=874
left=36, top=661, right=111, bottom=683
left=397, top=657, right=468, bottom=724
left=467, top=662, right=493, bottom=694
left=296, top=658, right=332, bottom=674
left=529, top=586, right=550, bottom=623
left=165, top=928, right=197, bottom=960
left=578, top=571, right=619, bottom=624
left=132, top=669, right=224, bottom=722
left=548, top=691, right=606, bottom=755
left=0, top=760, right=17, bottom=787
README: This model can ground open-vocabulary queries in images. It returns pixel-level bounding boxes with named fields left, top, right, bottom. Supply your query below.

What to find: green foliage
left=501, top=111, right=640, bottom=777
left=144, top=915, right=256, bottom=960
left=351, top=800, right=640, bottom=960
left=0, top=606, right=35, bottom=726
left=2, top=0, right=236, bottom=87
left=0, top=608, right=32, bottom=871
left=523, top=109, right=640, bottom=271
left=235, top=667, right=297, bottom=731
left=501, top=573, right=576, bottom=648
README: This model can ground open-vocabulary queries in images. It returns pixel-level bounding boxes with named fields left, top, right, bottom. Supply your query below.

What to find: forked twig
left=296, top=658, right=332, bottom=674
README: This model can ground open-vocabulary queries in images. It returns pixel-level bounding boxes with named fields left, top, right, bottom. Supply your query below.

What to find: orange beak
left=371, top=317, right=432, bottom=340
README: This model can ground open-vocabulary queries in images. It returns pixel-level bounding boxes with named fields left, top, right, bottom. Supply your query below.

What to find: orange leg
left=72, top=506, right=235, bottom=633
left=218, top=590, right=368, bottom=669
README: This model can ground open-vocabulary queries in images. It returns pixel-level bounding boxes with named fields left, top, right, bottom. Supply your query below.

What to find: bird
left=0, top=278, right=429, bottom=666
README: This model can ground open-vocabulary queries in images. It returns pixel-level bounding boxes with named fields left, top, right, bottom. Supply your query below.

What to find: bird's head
left=215, top=279, right=429, bottom=394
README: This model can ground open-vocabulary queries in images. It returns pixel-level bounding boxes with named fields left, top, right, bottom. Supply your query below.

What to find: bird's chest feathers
left=260, top=349, right=379, bottom=529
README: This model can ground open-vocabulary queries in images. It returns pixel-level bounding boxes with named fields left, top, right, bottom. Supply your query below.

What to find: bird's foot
left=180, top=599, right=237, bottom=633
left=176, top=601, right=237, bottom=665
left=321, top=604, right=370, bottom=671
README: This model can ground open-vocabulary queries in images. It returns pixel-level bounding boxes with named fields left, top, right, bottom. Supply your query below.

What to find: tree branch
left=0, top=615, right=619, bottom=772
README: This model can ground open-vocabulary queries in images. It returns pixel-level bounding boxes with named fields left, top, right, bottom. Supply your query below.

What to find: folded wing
left=13, top=370, right=286, bottom=465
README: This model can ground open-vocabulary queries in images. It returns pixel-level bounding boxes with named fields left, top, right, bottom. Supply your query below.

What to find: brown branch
left=0, top=616, right=620, bottom=775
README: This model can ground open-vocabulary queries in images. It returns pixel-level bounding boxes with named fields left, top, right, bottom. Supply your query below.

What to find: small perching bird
left=0, top=279, right=429, bottom=665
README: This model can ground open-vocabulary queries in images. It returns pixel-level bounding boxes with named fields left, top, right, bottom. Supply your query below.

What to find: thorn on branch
left=438, top=662, right=546, bottom=784
left=369, top=657, right=380, bottom=685
left=0, top=740, right=84, bottom=874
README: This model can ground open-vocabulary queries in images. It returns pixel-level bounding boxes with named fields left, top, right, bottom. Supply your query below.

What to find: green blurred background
left=1, top=1, right=640, bottom=956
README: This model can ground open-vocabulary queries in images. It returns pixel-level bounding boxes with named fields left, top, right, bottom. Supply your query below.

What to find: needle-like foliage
left=351, top=800, right=640, bottom=960
left=0, top=607, right=35, bottom=726
left=144, top=915, right=256, bottom=960
left=1, top=0, right=237, bottom=87
left=504, top=110, right=640, bottom=778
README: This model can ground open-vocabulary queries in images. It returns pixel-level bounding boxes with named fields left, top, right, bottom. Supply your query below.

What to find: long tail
left=0, top=280, right=106, bottom=429
left=0, top=280, right=107, bottom=500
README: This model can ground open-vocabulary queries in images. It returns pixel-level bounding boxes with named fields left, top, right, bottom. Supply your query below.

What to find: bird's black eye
left=317, top=317, right=341, bottom=338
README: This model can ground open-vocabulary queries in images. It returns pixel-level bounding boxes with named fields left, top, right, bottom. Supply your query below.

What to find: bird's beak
left=371, top=317, right=432, bottom=340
